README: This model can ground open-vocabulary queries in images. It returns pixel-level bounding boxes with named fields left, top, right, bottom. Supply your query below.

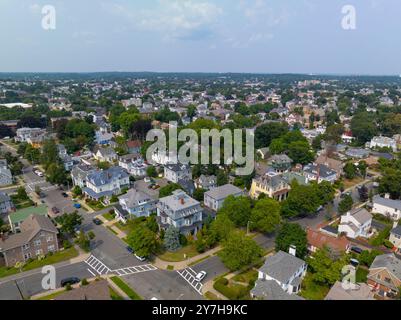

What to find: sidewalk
left=96, top=215, right=127, bottom=239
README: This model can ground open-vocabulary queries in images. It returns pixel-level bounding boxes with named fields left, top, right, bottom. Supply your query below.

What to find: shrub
left=213, top=278, right=247, bottom=300
left=384, top=240, right=394, bottom=249
left=179, top=234, right=188, bottom=246
left=88, top=231, right=96, bottom=240
left=63, top=240, right=72, bottom=249
left=81, top=278, right=89, bottom=286
left=66, top=283, right=72, bottom=291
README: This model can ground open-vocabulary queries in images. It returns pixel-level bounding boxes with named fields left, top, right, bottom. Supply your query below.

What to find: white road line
left=87, top=268, right=96, bottom=277
left=177, top=269, right=203, bottom=295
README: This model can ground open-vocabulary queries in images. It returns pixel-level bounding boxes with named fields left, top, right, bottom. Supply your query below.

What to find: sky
left=0, top=0, right=400, bottom=74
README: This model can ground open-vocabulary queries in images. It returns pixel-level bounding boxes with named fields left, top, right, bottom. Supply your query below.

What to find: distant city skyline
left=1, top=0, right=400, bottom=75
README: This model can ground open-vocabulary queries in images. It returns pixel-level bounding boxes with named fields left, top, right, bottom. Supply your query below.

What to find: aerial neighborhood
left=0, top=73, right=400, bottom=301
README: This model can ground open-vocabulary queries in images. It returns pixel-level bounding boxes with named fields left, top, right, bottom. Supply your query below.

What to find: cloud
left=104, top=0, right=223, bottom=42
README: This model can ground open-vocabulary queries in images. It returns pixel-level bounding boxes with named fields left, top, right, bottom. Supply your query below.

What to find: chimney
left=289, top=245, right=297, bottom=257
left=180, top=198, right=185, bottom=205
left=385, top=193, right=390, bottom=199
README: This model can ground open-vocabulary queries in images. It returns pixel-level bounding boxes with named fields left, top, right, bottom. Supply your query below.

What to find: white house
left=164, top=164, right=192, bottom=184
left=372, top=195, right=401, bottom=221
left=204, top=184, right=243, bottom=211
left=251, top=247, right=307, bottom=300
left=389, top=225, right=401, bottom=253
left=338, top=208, right=373, bottom=239
left=302, top=163, right=338, bottom=184
left=95, top=147, right=118, bottom=163
left=369, top=136, right=397, bottom=152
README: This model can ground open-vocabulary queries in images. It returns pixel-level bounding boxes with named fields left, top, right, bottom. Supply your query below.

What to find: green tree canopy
left=275, top=223, right=308, bottom=259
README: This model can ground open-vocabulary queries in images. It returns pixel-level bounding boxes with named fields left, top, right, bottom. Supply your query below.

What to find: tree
left=379, top=168, right=401, bottom=199
left=159, top=183, right=182, bottom=198
left=216, top=170, right=228, bottom=186
left=307, top=248, right=348, bottom=286
left=287, top=141, right=315, bottom=165
left=324, top=124, right=345, bottom=144
left=343, top=162, right=357, bottom=180
left=350, top=112, right=378, bottom=144
left=127, top=226, right=158, bottom=257
left=209, top=213, right=235, bottom=242
left=281, top=185, right=320, bottom=218
left=312, top=134, right=323, bottom=152
left=254, top=122, right=289, bottom=149
left=219, top=196, right=252, bottom=227
left=77, top=232, right=90, bottom=252
left=46, top=163, right=67, bottom=185
left=0, top=124, right=14, bottom=138
left=314, top=181, right=336, bottom=205
left=72, top=185, right=82, bottom=197
left=16, top=186, right=29, bottom=200
left=41, top=139, right=59, bottom=170
left=146, top=166, right=157, bottom=178
left=250, top=198, right=281, bottom=234
left=338, top=195, right=353, bottom=214
left=358, top=161, right=368, bottom=179
left=275, top=223, right=308, bottom=259
left=164, top=226, right=181, bottom=252
left=219, top=231, right=263, bottom=271
left=193, top=188, right=205, bottom=202
left=57, top=211, right=83, bottom=235
left=187, top=105, right=196, bottom=119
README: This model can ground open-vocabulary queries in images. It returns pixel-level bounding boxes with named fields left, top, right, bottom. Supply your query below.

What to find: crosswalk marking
left=114, top=264, right=157, bottom=276
left=84, top=255, right=112, bottom=275
left=177, top=268, right=203, bottom=295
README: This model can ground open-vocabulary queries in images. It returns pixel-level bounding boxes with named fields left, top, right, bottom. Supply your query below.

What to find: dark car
left=126, top=246, right=134, bottom=254
left=351, top=246, right=363, bottom=254
left=60, top=277, right=80, bottom=287
left=52, top=207, right=60, bottom=214
left=93, top=218, right=103, bottom=225
left=61, top=192, right=68, bottom=198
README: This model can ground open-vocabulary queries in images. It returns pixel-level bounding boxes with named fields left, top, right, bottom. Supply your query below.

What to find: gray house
left=204, top=184, right=243, bottom=211
left=71, top=165, right=96, bottom=188
left=251, top=248, right=307, bottom=300
left=157, top=190, right=203, bottom=235
left=0, top=192, right=14, bottom=214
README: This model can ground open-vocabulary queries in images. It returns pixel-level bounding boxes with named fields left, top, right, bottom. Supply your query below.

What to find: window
left=35, top=249, right=43, bottom=256
left=23, top=244, right=30, bottom=250
left=48, top=245, right=55, bottom=252
left=34, top=240, right=41, bottom=247
left=47, top=236, right=53, bottom=242
left=24, top=253, right=31, bottom=260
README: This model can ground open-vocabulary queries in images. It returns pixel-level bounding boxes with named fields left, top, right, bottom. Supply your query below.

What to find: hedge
left=213, top=278, right=248, bottom=300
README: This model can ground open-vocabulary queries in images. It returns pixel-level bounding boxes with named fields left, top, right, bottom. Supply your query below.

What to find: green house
left=8, top=205, right=49, bottom=233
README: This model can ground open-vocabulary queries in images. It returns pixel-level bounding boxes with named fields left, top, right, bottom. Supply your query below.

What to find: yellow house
left=250, top=175, right=290, bottom=201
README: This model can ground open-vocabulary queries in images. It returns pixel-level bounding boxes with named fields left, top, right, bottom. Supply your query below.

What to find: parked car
left=350, top=258, right=360, bottom=267
left=126, top=246, right=134, bottom=254
left=73, top=203, right=81, bottom=209
left=93, top=218, right=103, bottom=225
left=60, top=277, right=80, bottom=287
left=195, top=271, right=207, bottom=282
left=351, top=246, right=363, bottom=254
left=51, top=207, right=60, bottom=214
left=61, top=192, right=68, bottom=198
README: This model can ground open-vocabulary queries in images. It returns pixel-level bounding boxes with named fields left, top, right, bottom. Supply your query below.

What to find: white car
left=195, top=271, right=207, bottom=282
left=35, top=170, right=44, bottom=177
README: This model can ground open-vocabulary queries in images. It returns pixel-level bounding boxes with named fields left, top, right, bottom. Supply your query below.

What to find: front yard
left=10, top=195, right=34, bottom=210
left=0, top=247, right=79, bottom=279
left=343, top=177, right=364, bottom=190
left=299, top=273, right=330, bottom=300
left=157, top=245, right=199, bottom=262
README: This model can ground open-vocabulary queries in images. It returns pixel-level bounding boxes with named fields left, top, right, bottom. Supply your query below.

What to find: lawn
left=356, top=267, right=369, bottom=283
left=10, top=195, right=34, bottom=209
left=85, top=200, right=105, bottom=211
left=158, top=245, right=199, bottom=262
left=36, top=289, right=66, bottom=300
left=102, top=212, right=115, bottom=221
left=107, top=226, right=118, bottom=235
left=213, top=278, right=251, bottom=300
left=0, top=247, right=79, bottom=279
left=204, top=291, right=221, bottom=300
left=110, top=276, right=142, bottom=300
left=109, top=286, right=124, bottom=300
left=232, top=269, right=258, bottom=284
left=114, top=221, right=134, bottom=234
left=299, top=274, right=330, bottom=300
left=343, top=177, right=364, bottom=190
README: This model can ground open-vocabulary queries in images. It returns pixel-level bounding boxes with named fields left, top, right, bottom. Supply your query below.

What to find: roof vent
left=289, top=245, right=297, bottom=257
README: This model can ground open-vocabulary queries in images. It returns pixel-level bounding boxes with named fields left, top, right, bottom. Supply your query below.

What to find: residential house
left=126, top=140, right=142, bottom=154
left=194, top=175, right=217, bottom=191
left=372, top=195, right=401, bottom=221
left=164, top=164, right=192, bottom=184
left=302, top=163, right=338, bottom=184
left=389, top=225, right=401, bottom=253
left=369, top=136, right=397, bottom=152
left=256, top=148, right=270, bottom=160
left=8, top=205, right=48, bottom=233
left=55, top=279, right=111, bottom=300
left=95, top=130, right=114, bottom=145
left=0, top=192, right=14, bottom=214
left=157, top=190, right=203, bottom=235
left=250, top=175, right=290, bottom=201
left=95, top=147, right=118, bottom=163
left=57, top=144, right=74, bottom=171
left=15, top=127, right=45, bottom=143
left=307, top=229, right=350, bottom=255
left=114, top=188, right=157, bottom=223
left=345, top=148, right=370, bottom=159
left=282, top=171, right=308, bottom=186
left=204, top=184, right=243, bottom=211
left=315, top=154, right=344, bottom=179
left=71, top=165, right=96, bottom=188
left=325, top=281, right=374, bottom=300
left=367, top=254, right=401, bottom=298
left=0, top=214, right=59, bottom=267
left=338, top=208, right=373, bottom=239
left=251, top=247, right=307, bottom=300
left=0, top=166, right=12, bottom=186
left=83, top=167, right=130, bottom=202
left=269, top=154, right=293, bottom=173
left=118, top=154, right=147, bottom=177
